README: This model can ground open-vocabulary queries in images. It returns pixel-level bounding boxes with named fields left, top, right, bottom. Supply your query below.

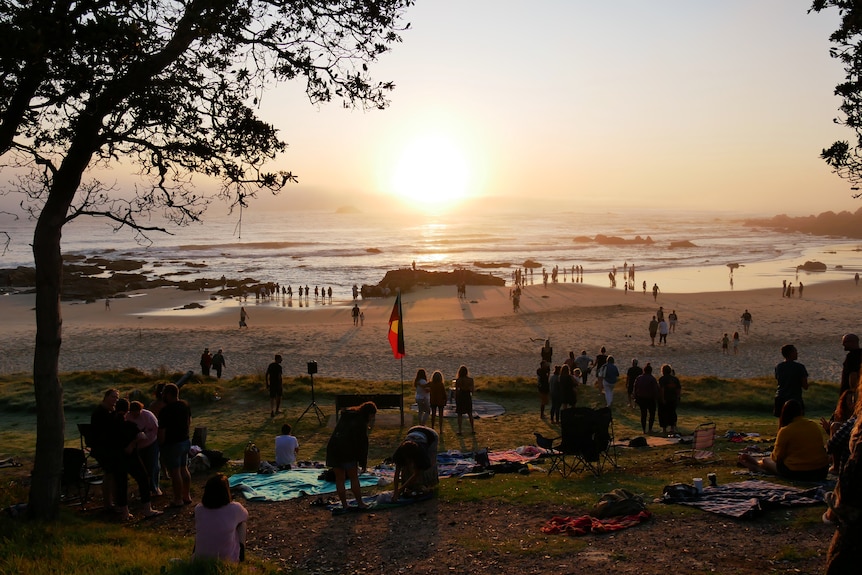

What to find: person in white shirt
left=275, top=423, right=299, bottom=468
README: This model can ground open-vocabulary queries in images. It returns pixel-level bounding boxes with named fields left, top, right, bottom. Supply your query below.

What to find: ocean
left=1, top=208, right=861, bottom=300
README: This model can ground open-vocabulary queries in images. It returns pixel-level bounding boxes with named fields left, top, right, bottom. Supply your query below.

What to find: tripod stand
left=296, top=370, right=325, bottom=426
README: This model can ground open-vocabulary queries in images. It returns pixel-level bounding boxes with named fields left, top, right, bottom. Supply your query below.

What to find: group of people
left=413, top=365, right=475, bottom=435
left=89, top=382, right=192, bottom=520
left=647, top=306, right=676, bottom=346
left=733, top=334, right=862, bottom=547
left=536, top=340, right=682, bottom=435
left=199, top=348, right=227, bottom=377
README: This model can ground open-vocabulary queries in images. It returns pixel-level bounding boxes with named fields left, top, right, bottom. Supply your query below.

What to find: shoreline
left=2, top=278, right=859, bottom=384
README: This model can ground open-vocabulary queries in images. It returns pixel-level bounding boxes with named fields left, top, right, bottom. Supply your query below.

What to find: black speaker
left=307, top=361, right=318, bottom=375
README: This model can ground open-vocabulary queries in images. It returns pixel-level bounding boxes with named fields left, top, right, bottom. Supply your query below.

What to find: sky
left=247, top=0, right=858, bottom=216
left=1, top=0, right=859, bottom=219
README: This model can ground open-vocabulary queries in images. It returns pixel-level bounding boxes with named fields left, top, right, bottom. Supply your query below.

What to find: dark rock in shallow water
left=363, top=268, right=505, bottom=297
left=594, top=234, right=654, bottom=245
left=797, top=260, right=827, bottom=272
left=523, top=259, right=542, bottom=269
left=474, top=262, right=511, bottom=268
left=669, top=240, right=697, bottom=248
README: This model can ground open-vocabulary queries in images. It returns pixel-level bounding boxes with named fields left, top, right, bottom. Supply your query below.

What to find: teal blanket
left=228, top=468, right=382, bottom=502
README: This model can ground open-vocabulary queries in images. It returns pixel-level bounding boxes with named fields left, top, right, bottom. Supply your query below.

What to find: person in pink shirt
left=194, top=474, right=248, bottom=563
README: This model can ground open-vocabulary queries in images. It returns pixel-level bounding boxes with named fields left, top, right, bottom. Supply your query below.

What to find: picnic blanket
left=661, top=479, right=826, bottom=519
left=542, top=511, right=652, bottom=536
left=228, top=468, right=384, bottom=502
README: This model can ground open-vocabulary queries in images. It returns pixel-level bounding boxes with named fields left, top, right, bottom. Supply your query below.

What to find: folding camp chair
left=558, top=407, right=618, bottom=477
left=61, top=447, right=102, bottom=508
left=674, top=422, right=719, bottom=464
left=534, top=432, right=565, bottom=476
left=77, top=422, right=103, bottom=475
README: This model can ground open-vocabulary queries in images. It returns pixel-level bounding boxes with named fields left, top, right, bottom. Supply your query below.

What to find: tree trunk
left=27, top=192, right=68, bottom=521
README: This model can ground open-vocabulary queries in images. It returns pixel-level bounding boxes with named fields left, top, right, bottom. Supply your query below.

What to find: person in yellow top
left=737, top=399, right=828, bottom=481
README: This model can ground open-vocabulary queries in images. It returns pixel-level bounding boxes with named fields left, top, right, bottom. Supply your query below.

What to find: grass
left=0, top=370, right=840, bottom=574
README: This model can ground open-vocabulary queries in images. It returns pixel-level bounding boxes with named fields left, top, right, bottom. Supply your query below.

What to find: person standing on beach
left=428, top=370, right=447, bottom=432
left=211, top=349, right=226, bottom=379
left=799, top=282, right=804, bottom=298
left=414, top=369, right=431, bottom=426
left=594, top=347, right=608, bottom=384
left=158, top=383, right=192, bottom=508
left=732, top=332, right=740, bottom=355
left=648, top=316, right=659, bottom=346
left=658, top=318, right=669, bottom=345
left=741, top=309, right=752, bottom=334
left=840, top=334, right=861, bottom=395
left=352, top=304, right=360, bottom=326
left=652, top=283, right=660, bottom=301
left=601, top=356, right=620, bottom=407
left=774, top=344, right=808, bottom=417
left=856, top=272, right=860, bottom=286
left=536, top=360, right=551, bottom=419
left=668, top=309, right=678, bottom=333
left=626, top=359, right=643, bottom=409
left=200, top=348, right=212, bottom=376
left=721, top=333, right=730, bottom=354
left=454, top=365, right=475, bottom=435
left=239, top=306, right=249, bottom=329
left=105, top=297, right=110, bottom=310
left=541, top=339, right=553, bottom=364
left=633, top=364, right=659, bottom=434
left=265, top=354, right=284, bottom=418
left=656, top=306, right=664, bottom=322
left=658, top=364, right=681, bottom=435
left=575, top=350, right=592, bottom=386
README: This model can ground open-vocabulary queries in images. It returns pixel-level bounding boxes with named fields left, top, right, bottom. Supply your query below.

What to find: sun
left=389, top=133, right=472, bottom=210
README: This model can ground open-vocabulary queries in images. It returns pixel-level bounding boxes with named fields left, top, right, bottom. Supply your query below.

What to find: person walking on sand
left=265, top=354, right=284, bottom=418
left=740, top=309, right=752, bottom=334
left=732, top=331, right=740, bottom=355
left=200, top=348, right=212, bottom=376
left=652, top=283, right=660, bottom=301
left=239, top=306, right=249, bottom=329
left=454, top=365, right=475, bottom=435
left=211, top=349, right=226, bottom=379
left=352, top=303, right=360, bottom=326
left=648, top=316, right=659, bottom=346
left=721, top=333, right=730, bottom=354
left=105, top=297, right=110, bottom=310
left=668, top=309, right=678, bottom=333
left=658, top=317, right=669, bottom=345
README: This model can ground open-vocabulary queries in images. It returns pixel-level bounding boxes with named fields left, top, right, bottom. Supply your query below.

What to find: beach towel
left=541, top=510, right=652, bottom=536
left=660, top=479, right=826, bottom=519
left=228, top=468, right=384, bottom=502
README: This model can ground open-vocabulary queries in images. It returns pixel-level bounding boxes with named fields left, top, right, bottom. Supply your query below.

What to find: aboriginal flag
left=388, top=292, right=405, bottom=359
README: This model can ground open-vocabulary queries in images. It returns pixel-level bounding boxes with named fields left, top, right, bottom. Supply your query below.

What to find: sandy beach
left=1, top=279, right=859, bottom=384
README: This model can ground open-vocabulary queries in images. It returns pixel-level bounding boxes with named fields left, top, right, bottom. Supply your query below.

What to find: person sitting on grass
left=737, top=399, right=828, bottom=481
left=193, top=473, right=248, bottom=563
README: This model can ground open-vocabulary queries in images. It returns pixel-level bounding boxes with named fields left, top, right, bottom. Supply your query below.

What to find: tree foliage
left=0, top=0, right=413, bottom=520
left=812, top=0, right=862, bottom=193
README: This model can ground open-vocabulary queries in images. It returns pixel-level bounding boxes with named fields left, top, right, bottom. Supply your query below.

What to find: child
left=721, top=333, right=729, bottom=355
left=275, top=424, right=299, bottom=468
left=732, top=331, right=740, bottom=355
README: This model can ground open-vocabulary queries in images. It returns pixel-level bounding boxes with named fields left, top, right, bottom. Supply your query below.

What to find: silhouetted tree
left=812, top=1, right=862, bottom=193
left=0, top=0, right=413, bottom=521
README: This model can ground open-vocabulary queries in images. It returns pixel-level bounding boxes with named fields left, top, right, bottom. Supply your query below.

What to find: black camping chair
left=61, top=447, right=103, bottom=508
left=77, top=422, right=103, bottom=476
left=534, top=432, right=565, bottom=476
left=558, top=407, right=618, bottom=477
